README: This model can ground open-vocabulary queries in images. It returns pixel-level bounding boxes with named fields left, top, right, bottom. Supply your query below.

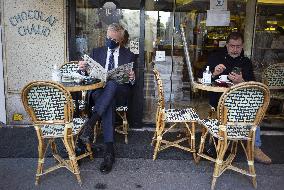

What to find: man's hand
left=78, top=61, right=88, bottom=71
left=213, top=64, right=226, bottom=76
left=128, top=70, right=135, bottom=81
left=228, top=72, right=244, bottom=84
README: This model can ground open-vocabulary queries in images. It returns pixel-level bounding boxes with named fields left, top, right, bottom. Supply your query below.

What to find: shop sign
left=98, top=9, right=122, bottom=25
left=210, top=0, right=227, bottom=10
left=8, top=10, right=58, bottom=37
left=155, top=51, right=166, bottom=62
left=206, top=10, right=230, bottom=26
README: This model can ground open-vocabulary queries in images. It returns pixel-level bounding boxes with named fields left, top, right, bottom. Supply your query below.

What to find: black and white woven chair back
left=263, top=63, right=284, bottom=87
left=22, top=81, right=73, bottom=124
left=153, top=68, right=165, bottom=109
left=218, top=82, right=270, bottom=125
left=59, top=61, right=79, bottom=75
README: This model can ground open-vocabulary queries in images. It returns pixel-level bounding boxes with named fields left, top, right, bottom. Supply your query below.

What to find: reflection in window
left=142, top=0, right=250, bottom=123
left=75, top=5, right=140, bottom=59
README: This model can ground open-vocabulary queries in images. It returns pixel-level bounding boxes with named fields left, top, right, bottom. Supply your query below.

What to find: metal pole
left=180, top=24, right=194, bottom=85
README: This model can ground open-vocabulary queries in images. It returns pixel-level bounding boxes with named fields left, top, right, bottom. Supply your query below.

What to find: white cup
left=219, top=75, right=228, bottom=82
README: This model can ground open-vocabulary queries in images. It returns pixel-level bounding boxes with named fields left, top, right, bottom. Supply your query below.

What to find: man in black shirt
left=203, top=32, right=271, bottom=164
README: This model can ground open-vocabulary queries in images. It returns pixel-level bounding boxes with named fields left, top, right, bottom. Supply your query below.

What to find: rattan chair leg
left=115, top=111, right=129, bottom=144
left=211, top=176, right=218, bottom=190
left=151, top=131, right=157, bottom=146
left=86, top=143, right=94, bottom=160
left=191, top=122, right=197, bottom=162
left=122, top=112, right=129, bottom=144
left=152, top=109, right=160, bottom=146
left=72, top=160, right=82, bottom=185
left=247, top=140, right=257, bottom=188
left=153, top=138, right=161, bottom=160
left=93, top=121, right=101, bottom=143
left=197, top=128, right=208, bottom=163
left=50, top=140, right=58, bottom=155
left=35, top=129, right=46, bottom=185
left=35, top=144, right=46, bottom=185
left=211, top=138, right=227, bottom=190
left=63, top=129, right=82, bottom=185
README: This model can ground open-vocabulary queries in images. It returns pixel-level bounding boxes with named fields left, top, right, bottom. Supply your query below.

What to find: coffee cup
left=219, top=75, right=228, bottom=82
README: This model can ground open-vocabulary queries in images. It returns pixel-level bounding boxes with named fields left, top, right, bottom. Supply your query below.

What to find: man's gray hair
left=108, top=23, right=125, bottom=39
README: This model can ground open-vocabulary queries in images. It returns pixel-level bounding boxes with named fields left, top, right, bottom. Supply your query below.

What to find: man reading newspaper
left=78, top=23, right=136, bottom=174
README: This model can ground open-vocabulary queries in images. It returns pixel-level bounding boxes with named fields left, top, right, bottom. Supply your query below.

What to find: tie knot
left=110, top=49, right=115, bottom=54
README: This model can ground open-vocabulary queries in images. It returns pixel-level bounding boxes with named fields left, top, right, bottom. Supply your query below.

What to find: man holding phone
left=201, top=32, right=272, bottom=164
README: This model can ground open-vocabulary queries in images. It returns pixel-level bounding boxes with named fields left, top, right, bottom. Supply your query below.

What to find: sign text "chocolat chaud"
left=9, top=10, right=58, bottom=37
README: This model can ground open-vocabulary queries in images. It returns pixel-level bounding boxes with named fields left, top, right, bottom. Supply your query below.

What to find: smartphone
left=232, top=67, right=241, bottom=74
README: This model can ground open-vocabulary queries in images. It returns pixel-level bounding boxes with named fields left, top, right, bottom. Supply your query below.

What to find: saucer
left=61, top=77, right=74, bottom=83
left=215, top=79, right=232, bottom=84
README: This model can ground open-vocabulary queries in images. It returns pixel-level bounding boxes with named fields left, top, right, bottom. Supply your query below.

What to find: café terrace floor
left=1, top=90, right=284, bottom=190
left=1, top=120, right=284, bottom=190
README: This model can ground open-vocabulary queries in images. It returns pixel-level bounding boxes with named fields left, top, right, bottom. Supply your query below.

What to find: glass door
left=143, top=10, right=190, bottom=123
left=68, top=0, right=141, bottom=127
left=142, top=0, right=248, bottom=124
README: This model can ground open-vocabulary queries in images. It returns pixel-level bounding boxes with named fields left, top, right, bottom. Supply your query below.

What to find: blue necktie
left=108, top=49, right=115, bottom=71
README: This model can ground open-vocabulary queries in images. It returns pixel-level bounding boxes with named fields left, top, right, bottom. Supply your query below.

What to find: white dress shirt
left=105, top=47, right=120, bottom=71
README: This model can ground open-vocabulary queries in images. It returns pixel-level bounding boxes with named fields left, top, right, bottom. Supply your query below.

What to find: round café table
left=192, top=80, right=233, bottom=119
left=61, top=81, right=105, bottom=92
left=192, top=80, right=232, bottom=93
left=60, top=80, right=104, bottom=117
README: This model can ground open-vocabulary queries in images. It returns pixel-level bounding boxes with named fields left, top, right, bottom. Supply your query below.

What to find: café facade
left=0, top=0, right=283, bottom=128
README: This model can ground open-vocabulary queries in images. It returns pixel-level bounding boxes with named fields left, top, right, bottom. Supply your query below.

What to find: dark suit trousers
left=90, top=80, right=131, bottom=143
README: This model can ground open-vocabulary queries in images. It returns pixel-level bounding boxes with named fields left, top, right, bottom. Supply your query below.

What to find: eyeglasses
left=227, top=43, right=243, bottom=49
left=107, top=36, right=119, bottom=43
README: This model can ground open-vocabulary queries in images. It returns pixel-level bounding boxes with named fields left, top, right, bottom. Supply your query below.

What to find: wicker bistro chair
left=92, top=101, right=130, bottom=144
left=115, top=105, right=129, bottom=144
left=21, top=81, right=93, bottom=185
left=152, top=68, right=200, bottom=162
left=197, top=82, right=270, bottom=190
left=262, top=63, right=284, bottom=119
left=59, top=61, right=87, bottom=117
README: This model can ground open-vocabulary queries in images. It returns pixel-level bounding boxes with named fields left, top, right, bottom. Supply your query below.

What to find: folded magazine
left=82, top=54, right=133, bottom=84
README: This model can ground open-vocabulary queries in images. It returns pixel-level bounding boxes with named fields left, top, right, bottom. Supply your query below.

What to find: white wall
left=3, top=0, right=66, bottom=124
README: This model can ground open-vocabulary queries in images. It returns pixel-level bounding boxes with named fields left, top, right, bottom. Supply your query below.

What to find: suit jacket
left=90, top=46, right=135, bottom=69
left=87, top=46, right=136, bottom=111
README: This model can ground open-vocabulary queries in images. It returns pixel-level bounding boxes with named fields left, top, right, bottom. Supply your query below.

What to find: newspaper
left=82, top=54, right=133, bottom=84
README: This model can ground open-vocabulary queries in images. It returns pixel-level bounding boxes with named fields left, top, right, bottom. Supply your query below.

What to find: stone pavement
left=1, top=157, right=284, bottom=190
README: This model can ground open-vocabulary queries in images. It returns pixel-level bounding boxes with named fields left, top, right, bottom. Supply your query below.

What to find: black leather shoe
left=99, top=153, right=115, bottom=174
left=79, top=122, right=93, bottom=144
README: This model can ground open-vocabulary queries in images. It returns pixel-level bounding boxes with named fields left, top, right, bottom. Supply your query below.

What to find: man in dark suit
left=78, top=23, right=135, bottom=174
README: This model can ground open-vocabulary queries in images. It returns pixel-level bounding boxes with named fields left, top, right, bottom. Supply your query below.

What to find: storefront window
left=70, top=0, right=284, bottom=126
left=251, top=1, right=284, bottom=118
left=74, top=0, right=140, bottom=59
left=142, top=0, right=247, bottom=123
left=252, top=1, right=284, bottom=80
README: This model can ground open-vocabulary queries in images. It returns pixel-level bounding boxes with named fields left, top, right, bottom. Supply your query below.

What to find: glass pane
left=252, top=1, right=284, bottom=117
left=143, top=0, right=248, bottom=124
left=252, top=2, right=284, bottom=80
left=75, top=1, right=140, bottom=59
